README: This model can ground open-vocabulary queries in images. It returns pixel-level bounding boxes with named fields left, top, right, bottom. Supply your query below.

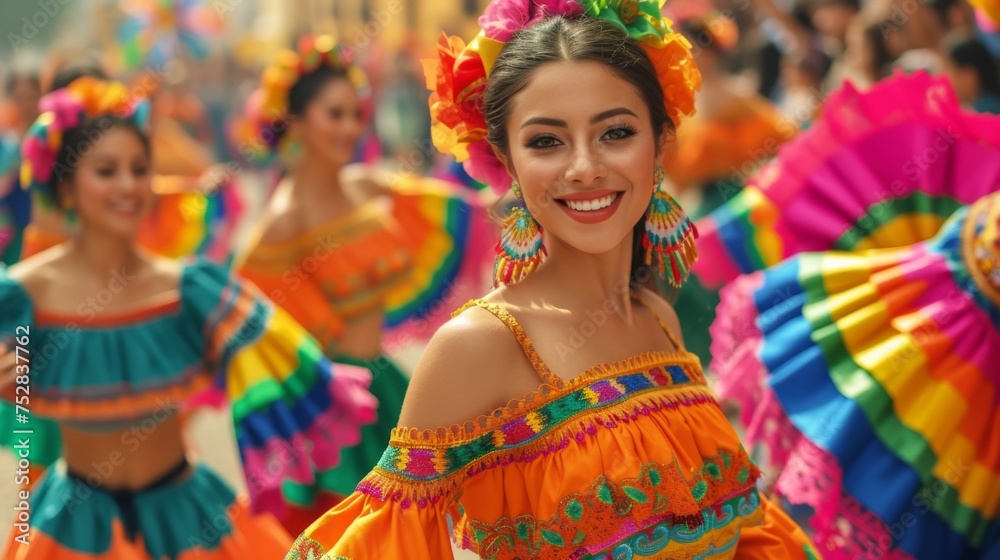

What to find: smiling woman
left=284, top=2, right=821, bottom=560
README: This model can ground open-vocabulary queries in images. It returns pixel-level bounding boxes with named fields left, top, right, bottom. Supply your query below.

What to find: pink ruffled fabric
left=772, top=421, right=916, bottom=560
left=242, top=362, right=377, bottom=517
left=710, top=273, right=767, bottom=429
left=710, top=270, right=917, bottom=560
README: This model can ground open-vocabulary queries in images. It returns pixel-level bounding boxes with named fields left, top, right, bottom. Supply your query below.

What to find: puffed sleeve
left=0, top=271, right=62, bottom=486
left=181, top=259, right=378, bottom=518
left=736, top=495, right=823, bottom=559
left=285, top=433, right=461, bottom=559
left=234, top=258, right=347, bottom=351
left=381, top=176, right=494, bottom=341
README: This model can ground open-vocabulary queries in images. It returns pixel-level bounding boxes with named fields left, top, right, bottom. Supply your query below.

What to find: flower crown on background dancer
left=20, top=77, right=150, bottom=210
left=424, top=0, right=702, bottom=287
left=237, top=34, right=371, bottom=164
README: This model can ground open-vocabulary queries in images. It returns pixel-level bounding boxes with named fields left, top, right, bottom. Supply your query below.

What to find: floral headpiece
left=239, top=34, right=371, bottom=163
left=964, top=192, right=1000, bottom=308
left=424, top=0, right=702, bottom=194
left=20, top=77, right=151, bottom=208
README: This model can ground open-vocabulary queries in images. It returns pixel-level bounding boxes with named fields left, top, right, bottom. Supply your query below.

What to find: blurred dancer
left=660, top=11, right=798, bottom=367
left=0, top=72, right=40, bottom=265
left=944, top=34, right=1000, bottom=113
left=235, top=35, right=491, bottom=534
left=18, top=66, right=244, bottom=262
left=0, top=77, right=377, bottom=559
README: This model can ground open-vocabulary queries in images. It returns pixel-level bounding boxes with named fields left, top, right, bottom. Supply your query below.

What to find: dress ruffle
left=710, top=205, right=1000, bottom=558
left=2, top=464, right=291, bottom=560
left=694, top=72, right=1000, bottom=288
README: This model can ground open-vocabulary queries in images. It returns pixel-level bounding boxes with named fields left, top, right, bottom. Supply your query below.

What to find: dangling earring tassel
left=643, top=168, right=699, bottom=287
left=494, top=204, right=546, bottom=286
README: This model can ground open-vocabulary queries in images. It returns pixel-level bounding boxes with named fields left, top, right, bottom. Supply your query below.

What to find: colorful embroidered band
left=20, top=77, right=151, bottom=208
left=424, top=0, right=702, bottom=194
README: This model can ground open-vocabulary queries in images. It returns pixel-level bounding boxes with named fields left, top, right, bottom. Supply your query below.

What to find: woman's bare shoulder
left=251, top=193, right=304, bottom=246
left=398, top=302, right=533, bottom=431
left=7, top=247, right=72, bottom=296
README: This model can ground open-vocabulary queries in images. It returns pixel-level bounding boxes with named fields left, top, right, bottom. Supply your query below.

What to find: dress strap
left=453, top=299, right=563, bottom=387
left=630, top=292, right=685, bottom=353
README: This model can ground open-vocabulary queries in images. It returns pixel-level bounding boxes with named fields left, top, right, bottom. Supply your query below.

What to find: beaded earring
left=494, top=181, right=546, bottom=286
left=643, top=165, right=699, bottom=287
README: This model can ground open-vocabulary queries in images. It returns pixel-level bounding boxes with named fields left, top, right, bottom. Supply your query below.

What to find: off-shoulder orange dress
left=286, top=297, right=822, bottom=559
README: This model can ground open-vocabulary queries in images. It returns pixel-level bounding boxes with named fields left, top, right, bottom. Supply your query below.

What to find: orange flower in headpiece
left=66, top=77, right=136, bottom=118
left=642, top=34, right=702, bottom=130
left=425, top=34, right=490, bottom=162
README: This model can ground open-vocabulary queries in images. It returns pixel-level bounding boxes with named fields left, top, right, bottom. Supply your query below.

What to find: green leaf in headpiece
left=577, top=0, right=669, bottom=43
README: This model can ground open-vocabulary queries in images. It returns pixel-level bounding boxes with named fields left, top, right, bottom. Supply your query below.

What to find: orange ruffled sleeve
left=286, top=470, right=457, bottom=559
left=235, top=260, right=347, bottom=351
left=736, top=495, right=822, bottom=559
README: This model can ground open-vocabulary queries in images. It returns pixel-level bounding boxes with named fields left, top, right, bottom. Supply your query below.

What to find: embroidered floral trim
left=358, top=384, right=724, bottom=506
left=456, top=454, right=762, bottom=560
left=285, top=534, right=349, bottom=560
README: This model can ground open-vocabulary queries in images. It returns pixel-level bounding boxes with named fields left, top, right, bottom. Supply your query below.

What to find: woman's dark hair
left=483, top=16, right=674, bottom=293
left=47, top=116, right=150, bottom=207
left=946, top=36, right=1000, bottom=97
left=862, top=18, right=894, bottom=82
left=287, top=65, right=353, bottom=117
left=49, top=65, right=107, bottom=93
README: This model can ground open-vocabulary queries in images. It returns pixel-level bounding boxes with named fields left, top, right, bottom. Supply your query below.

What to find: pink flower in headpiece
left=465, top=140, right=512, bottom=194
left=21, top=134, right=55, bottom=184
left=38, top=89, right=83, bottom=132
left=479, top=0, right=584, bottom=42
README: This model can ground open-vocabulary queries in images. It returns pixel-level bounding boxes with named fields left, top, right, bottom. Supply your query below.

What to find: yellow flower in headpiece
left=67, top=77, right=135, bottom=118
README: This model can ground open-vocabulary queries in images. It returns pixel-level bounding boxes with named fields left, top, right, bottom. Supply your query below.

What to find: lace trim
left=775, top=436, right=916, bottom=560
